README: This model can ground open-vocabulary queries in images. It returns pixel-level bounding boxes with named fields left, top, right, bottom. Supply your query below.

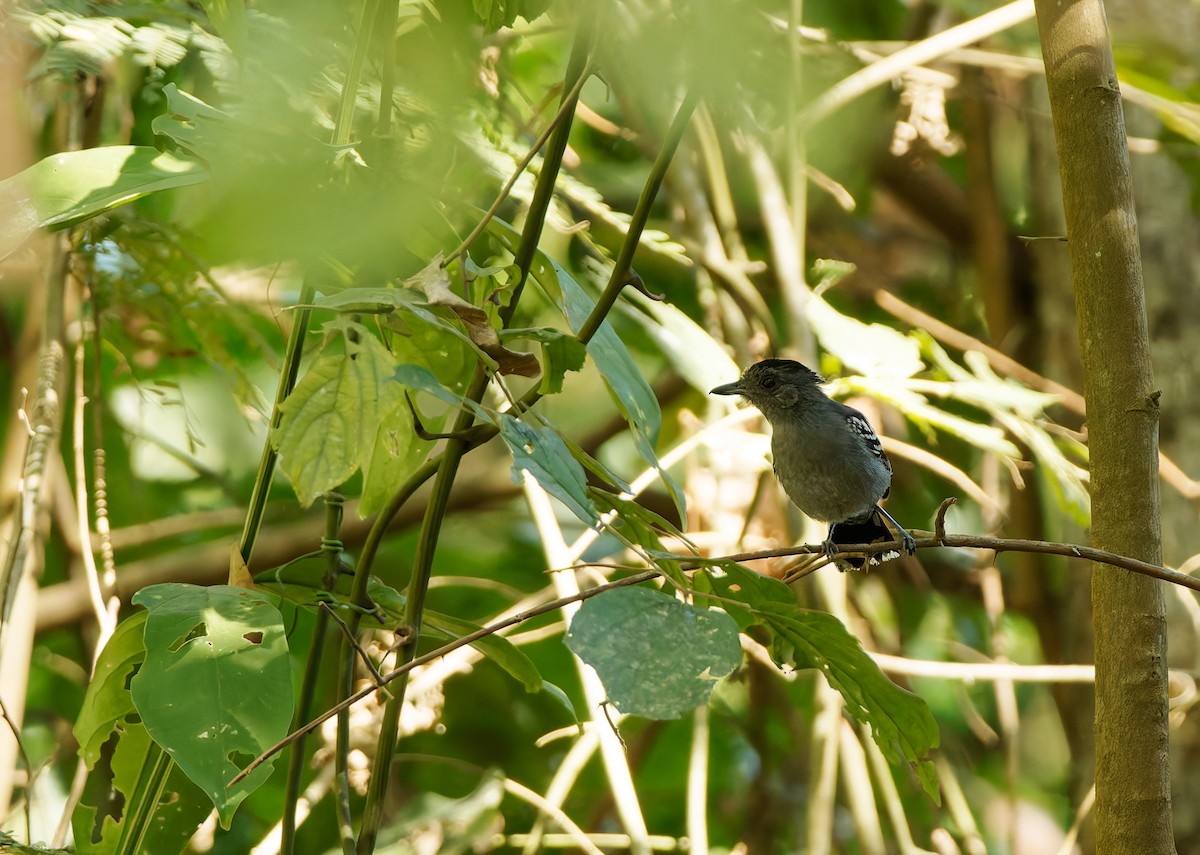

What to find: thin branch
left=444, top=62, right=592, bottom=265
left=876, top=289, right=1200, bottom=502
left=574, top=87, right=701, bottom=345
left=795, top=0, right=1035, bottom=128
left=231, top=521, right=1200, bottom=787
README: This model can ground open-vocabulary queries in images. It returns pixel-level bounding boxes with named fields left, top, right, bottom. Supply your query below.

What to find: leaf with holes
left=565, top=587, right=741, bottom=719
left=498, top=414, right=599, bottom=526
left=130, top=584, right=293, bottom=827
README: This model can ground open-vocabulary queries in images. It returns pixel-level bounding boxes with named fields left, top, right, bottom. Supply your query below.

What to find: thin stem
left=444, top=61, right=592, bottom=266
left=356, top=431, right=467, bottom=854
left=336, top=0, right=382, bottom=147
left=352, top=20, right=596, bottom=854
left=505, top=10, right=594, bottom=315
left=281, top=495, right=345, bottom=855
left=241, top=0, right=385, bottom=567
left=375, top=0, right=399, bottom=137
left=574, top=87, right=701, bottom=345
left=231, top=519, right=1200, bottom=787
left=238, top=288, right=313, bottom=566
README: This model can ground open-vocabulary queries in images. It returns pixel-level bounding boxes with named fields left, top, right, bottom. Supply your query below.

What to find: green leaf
left=0, top=146, right=208, bottom=260
left=498, top=414, right=600, bottom=526
left=359, top=370, right=432, bottom=518
left=393, top=363, right=494, bottom=424
left=362, top=579, right=543, bottom=693
left=565, top=587, right=741, bottom=719
left=151, top=84, right=230, bottom=157
left=589, top=490, right=691, bottom=587
left=74, top=723, right=212, bottom=855
left=73, top=611, right=147, bottom=767
left=529, top=252, right=687, bottom=521
left=423, top=609, right=543, bottom=693
left=130, top=584, right=294, bottom=827
left=272, top=321, right=395, bottom=507
left=694, top=561, right=795, bottom=630
left=806, top=275, right=923, bottom=379
left=761, top=605, right=940, bottom=801
left=71, top=611, right=225, bottom=855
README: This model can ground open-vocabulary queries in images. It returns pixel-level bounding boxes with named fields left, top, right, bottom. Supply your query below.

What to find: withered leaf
left=407, top=255, right=541, bottom=377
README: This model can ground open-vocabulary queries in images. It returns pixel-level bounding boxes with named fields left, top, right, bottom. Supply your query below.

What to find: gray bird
left=710, top=359, right=916, bottom=569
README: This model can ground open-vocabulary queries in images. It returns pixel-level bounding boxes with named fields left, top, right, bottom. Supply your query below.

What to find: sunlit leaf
left=807, top=269, right=923, bottom=379
left=130, top=584, right=293, bottom=827
left=0, top=146, right=207, bottom=260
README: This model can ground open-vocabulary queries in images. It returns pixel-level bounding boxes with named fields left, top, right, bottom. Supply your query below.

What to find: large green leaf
left=272, top=320, right=395, bottom=507
left=130, top=584, right=293, bottom=827
left=565, top=586, right=741, bottom=719
left=0, top=146, right=207, bottom=259
left=72, top=611, right=213, bottom=855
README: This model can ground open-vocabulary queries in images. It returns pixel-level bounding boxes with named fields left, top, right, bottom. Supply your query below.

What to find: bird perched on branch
left=710, top=359, right=916, bottom=570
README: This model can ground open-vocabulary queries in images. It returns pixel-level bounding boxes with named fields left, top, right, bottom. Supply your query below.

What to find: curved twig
left=230, top=523, right=1200, bottom=788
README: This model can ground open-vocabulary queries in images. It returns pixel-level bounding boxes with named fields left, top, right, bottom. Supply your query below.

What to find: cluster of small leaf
left=15, top=0, right=220, bottom=81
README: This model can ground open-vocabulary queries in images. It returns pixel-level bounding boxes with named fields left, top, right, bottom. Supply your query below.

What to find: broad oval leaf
left=565, top=586, right=741, bottom=719
left=130, top=583, right=293, bottom=827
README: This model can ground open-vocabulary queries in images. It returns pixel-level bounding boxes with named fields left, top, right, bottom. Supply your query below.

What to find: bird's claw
left=899, top=529, right=918, bottom=556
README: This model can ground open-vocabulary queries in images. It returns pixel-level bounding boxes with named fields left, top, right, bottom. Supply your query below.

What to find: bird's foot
left=822, top=538, right=859, bottom=572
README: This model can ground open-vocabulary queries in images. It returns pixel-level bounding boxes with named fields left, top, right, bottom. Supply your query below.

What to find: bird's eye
left=761, top=376, right=777, bottom=389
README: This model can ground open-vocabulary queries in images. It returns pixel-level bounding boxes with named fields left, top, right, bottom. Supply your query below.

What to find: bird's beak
left=710, top=381, right=743, bottom=396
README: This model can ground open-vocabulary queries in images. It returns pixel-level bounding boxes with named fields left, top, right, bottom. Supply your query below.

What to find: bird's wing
left=844, top=411, right=892, bottom=474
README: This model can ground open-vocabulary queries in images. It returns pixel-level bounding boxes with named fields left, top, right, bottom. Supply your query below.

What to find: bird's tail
left=829, top=509, right=900, bottom=571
